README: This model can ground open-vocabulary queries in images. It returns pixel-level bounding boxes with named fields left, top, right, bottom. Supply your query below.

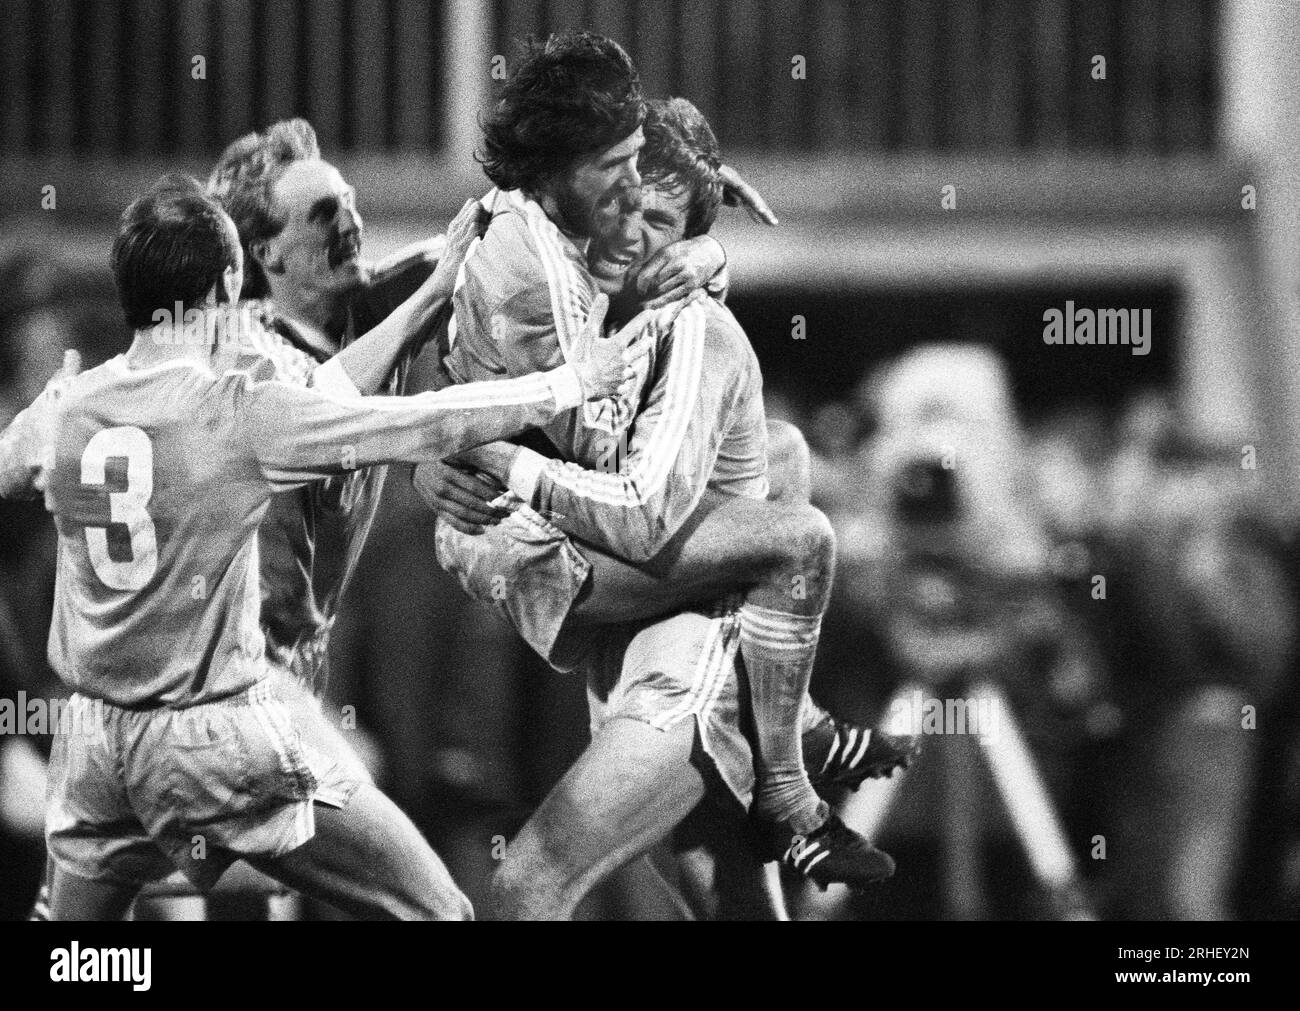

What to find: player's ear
left=250, top=238, right=282, bottom=276
left=220, top=262, right=243, bottom=305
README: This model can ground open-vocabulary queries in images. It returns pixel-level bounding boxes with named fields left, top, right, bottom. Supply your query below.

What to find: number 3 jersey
left=0, top=350, right=583, bottom=708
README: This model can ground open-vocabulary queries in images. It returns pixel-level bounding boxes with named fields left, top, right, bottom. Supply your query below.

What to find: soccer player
left=418, top=33, right=910, bottom=892
left=207, top=118, right=462, bottom=692
left=0, top=175, right=640, bottom=920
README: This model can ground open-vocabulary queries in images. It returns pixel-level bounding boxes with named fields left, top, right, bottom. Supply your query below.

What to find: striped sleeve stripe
left=526, top=202, right=585, bottom=362
left=295, top=371, right=558, bottom=412
left=445, top=232, right=482, bottom=352
left=523, top=195, right=644, bottom=432
left=543, top=303, right=706, bottom=507
left=524, top=198, right=639, bottom=432
left=423, top=372, right=556, bottom=409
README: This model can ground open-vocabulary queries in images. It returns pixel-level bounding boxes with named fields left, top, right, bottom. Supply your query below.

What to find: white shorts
left=581, top=606, right=756, bottom=809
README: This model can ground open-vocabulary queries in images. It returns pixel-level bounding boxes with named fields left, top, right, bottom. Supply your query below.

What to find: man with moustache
left=206, top=118, right=451, bottom=695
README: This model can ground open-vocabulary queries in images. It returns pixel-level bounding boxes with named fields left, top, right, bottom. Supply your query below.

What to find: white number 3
left=80, top=426, right=158, bottom=590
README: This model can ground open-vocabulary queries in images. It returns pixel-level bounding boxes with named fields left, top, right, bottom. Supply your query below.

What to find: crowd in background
left=2, top=247, right=1297, bottom=920
left=792, top=343, right=1299, bottom=920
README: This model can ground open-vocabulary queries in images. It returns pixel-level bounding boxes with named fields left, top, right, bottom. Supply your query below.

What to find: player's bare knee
left=488, top=852, right=559, bottom=919
left=490, top=823, right=588, bottom=919
left=782, top=506, right=836, bottom=576
left=404, top=881, right=474, bottom=921
left=488, top=857, right=524, bottom=907
left=442, top=889, right=475, bottom=922
left=356, top=841, right=474, bottom=921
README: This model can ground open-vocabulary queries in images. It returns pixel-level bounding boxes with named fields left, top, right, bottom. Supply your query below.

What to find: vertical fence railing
left=491, top=0, right=1221, bottom=155
left=0, top=0, right=1218, bottom=159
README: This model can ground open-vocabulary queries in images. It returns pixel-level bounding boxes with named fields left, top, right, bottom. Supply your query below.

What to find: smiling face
left=550, top=126, right=645, bottom=241
left=588, top=181, right=691, bottom=295
left=259, top=159, right=364, bottom=300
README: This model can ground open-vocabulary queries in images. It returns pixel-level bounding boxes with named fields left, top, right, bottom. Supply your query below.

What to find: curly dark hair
left=206, top=118, right=320, bottom=299
left=111, top=174, right=240, bottom=330
left=479, top=32, right=645, bottom=194
left=639, top=98, right=724, bottom=239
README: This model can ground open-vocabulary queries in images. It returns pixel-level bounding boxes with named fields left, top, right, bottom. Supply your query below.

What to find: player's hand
left=0, top=737, right=47, bottom=839
left=635, top=235, right=725, bottom=310
left=398, top=200, right=487, bottom=351
left=572, top=294, right=652, bottom=403
left=29, top=350, right=82, bottom=495
left=426, top=198, right=488, bottom=304
left=45, top=349, right=83, bottom=395
left=720, top=164, right=778, bottom=226
left=455, top=441, right=519, bottom=485
left=412, top=458, right=509, bottom=535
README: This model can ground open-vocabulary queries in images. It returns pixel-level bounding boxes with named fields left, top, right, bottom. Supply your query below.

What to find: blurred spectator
left=0, top=247, right=124, bottom=919
left=803, top=347, right=1297, bottom=920
left=1084, top=394, right=1295, bottom=919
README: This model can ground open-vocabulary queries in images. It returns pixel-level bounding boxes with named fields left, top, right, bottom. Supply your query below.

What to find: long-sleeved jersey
left=427, top=188, right=768, bottom=671
left=0, top=350, right=582, bottom=707
left=445, top=188, right=649, bottom=450
left=507, top=295, right=769, bottom=560
left=220, top=241, right=444, bottom=685
left=441, top=186, right=766, bottom=557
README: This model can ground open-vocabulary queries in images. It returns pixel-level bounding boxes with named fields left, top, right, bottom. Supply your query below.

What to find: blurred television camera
left=824, top=344, right=1092, bottom=698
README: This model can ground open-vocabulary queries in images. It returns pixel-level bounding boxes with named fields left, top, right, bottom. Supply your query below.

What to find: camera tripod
left=798, top=679, right=1097, bottom=920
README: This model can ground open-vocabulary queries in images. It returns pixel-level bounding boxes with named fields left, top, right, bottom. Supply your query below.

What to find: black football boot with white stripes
left=781, top=814, right=896, bottom=891
left=805, top=718, right=921, bottom=794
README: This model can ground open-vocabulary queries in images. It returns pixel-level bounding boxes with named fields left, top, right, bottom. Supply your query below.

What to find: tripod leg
left=972, top=681, right=1096, bottom=919
left=841, top=681, right=925, bottom=839
left=940, top=731, right=986, bottom=919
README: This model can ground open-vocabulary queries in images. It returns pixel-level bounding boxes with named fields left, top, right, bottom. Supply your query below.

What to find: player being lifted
left=416, top=33, right=914, bottom=893
left=0, top=175, right=642, bottom=920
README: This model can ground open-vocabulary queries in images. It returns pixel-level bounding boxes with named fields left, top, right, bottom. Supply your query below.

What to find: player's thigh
left=47, top=865, right=140, bottom=922
left=251, top=786, right=470, bottom=921
left=505, top=717, right=707, bottom=896
left=574, top=494, right=796, bottom=625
